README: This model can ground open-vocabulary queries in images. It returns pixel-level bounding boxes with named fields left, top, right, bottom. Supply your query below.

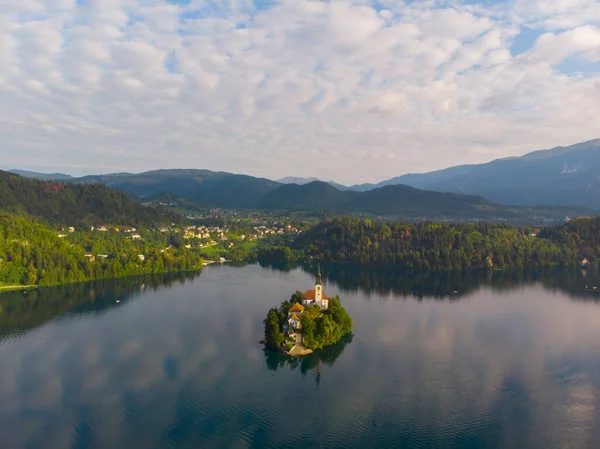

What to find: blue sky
left=1, top=0, right=599, bottom=183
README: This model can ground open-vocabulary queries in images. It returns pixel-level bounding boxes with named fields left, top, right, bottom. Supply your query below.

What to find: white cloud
left=0, top=0, right=599, bottom=183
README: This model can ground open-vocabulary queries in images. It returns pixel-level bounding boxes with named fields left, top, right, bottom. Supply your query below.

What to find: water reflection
left=264, top=334, right=353, bottom=386
left=2, top=265, right=600, bottom=448
left=299, top=263, right=600, bottom=302
left=0, top=272, right=201, bottom=341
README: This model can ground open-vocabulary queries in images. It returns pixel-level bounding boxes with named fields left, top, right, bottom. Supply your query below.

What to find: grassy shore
left=0, top=283, right=36, bottom=292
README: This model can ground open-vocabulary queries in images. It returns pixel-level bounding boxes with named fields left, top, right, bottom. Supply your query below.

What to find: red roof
left=302, top=289, right=328, bottom=300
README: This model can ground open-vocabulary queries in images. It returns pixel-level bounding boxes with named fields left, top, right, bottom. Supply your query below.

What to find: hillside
left=73, top=169, right=280, bottom=209
left=292, top=216, right=600, bottom=270
left=257, top=181, right=592, bottom=220
left=257, top=181, right=354, bottom=211
left=350, top=139, right=600, bottom=210
left=0, top=213, right=202, bottom=287
left=277, top=176, right=347, bottom=190
left=0, top=170, right=182, bottom=226
left=9, top=169, right=73, bottom=181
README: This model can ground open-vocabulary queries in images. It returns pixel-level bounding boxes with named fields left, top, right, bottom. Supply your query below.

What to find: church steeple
left=316, top=263, right=322, bottom=286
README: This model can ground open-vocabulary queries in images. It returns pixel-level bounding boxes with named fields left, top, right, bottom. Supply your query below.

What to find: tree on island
left=263, top=308, right=284, bottom=350
left=301, top=296, right=353, bottom=350
left=263, top=291, right=353, bottom=352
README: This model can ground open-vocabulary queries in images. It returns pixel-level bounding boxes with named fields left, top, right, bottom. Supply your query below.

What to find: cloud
left=0, top=0, right=599, bottom=183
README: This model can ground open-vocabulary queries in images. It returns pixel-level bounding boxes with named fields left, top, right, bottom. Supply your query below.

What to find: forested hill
left=257, top=181, right=592, bottom=220
left=73, top=169, right=280, bottom=209
left=0, top=170, right=182, bottom=226
left=0, top=214, right=202, bottom=287
left=292, top=216, right=600, bottom=270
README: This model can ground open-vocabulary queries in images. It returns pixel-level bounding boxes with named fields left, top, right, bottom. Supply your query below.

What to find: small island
left=263, top=265, right=353, bottom=356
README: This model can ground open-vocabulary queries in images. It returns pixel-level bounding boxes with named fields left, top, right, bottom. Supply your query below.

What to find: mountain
left=257, top=181, right=353, bottom=210
left=349, top=139, right=600, bottom=210
left=277, top=176, right=347, bottom=190
left=277, top=176, right=321, bottom=184
left=73, top=169, right=280, bottom=209
left=9, top=169, right=73, bottom=181
left=0, top=170, right=182, bottom=226
left=257, top=181, right=592, bottom=220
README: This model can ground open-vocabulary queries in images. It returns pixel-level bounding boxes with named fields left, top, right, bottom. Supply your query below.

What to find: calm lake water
left=2, top=264, right=600, bottom=448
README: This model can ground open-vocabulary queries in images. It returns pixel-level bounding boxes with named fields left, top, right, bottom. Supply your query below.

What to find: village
left=54, top=219, right=303, bottom=265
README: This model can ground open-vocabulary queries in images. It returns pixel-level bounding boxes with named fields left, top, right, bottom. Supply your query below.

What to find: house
left=288, top=313, right=302, bottom=329
left=68, top=227, right=75, bottom=233
left=302, top=265, right=329, bottom=310
left=580, top=258, right=590, bottom=267
left=288, top=302, right=305, bottom=316
left=131, top=234, right=141, bottom=239
left=138, top=254, right=145, bottom=261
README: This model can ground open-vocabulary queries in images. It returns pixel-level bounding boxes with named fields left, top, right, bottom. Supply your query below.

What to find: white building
left=301, top=265, right=329, bottom=310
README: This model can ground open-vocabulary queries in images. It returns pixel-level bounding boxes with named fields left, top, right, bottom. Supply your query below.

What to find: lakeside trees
left=290, top=217, right=600, bottom=270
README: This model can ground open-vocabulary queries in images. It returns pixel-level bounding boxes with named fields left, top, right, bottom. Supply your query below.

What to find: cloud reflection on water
left=1, top=265, right=600, bottom=448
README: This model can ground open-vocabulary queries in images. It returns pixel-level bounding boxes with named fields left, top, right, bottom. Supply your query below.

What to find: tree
left=264, top=308, right=284, bottom=349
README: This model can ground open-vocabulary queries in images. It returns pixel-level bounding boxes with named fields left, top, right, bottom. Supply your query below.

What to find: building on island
left=302, top=265, right=329, bottom=310
left=286, top=303, right=305, bottom=336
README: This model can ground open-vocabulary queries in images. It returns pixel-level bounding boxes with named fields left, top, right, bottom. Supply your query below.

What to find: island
left=263, top=265, right=353, bottom=356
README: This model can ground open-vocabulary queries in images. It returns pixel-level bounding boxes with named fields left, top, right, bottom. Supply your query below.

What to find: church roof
left=289, top=303, right=305, bottom=313
left=288, top=313, right=301, bottom=322
left=303, top=289, right=328, bottom=300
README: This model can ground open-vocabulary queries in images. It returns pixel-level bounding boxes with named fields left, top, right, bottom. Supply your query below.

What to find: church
left=302, top=265, right=329, bottom=310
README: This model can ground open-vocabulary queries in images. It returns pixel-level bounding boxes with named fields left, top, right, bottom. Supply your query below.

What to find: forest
left=285, top=216, right=600, bottom=270
left=0, top=170, right=181, bottom=226
left=0, top=214, right=204, bottom=287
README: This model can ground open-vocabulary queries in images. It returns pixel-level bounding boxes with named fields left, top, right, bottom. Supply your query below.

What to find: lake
left=2, top=264, right=600, bottom=448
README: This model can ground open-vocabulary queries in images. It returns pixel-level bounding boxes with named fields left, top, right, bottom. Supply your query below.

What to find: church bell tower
left=315, top=264, right=322, bottom=302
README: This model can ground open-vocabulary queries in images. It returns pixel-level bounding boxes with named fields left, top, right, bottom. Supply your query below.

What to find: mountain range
left=348, top=139, right=600, bottom=210
left=7, top=138, right=600, bottom=217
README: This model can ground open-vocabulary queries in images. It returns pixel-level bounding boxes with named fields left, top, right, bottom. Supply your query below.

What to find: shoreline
left=0, top=266, right=205, bottom=293
left=0, top=284, right=36, bottom=292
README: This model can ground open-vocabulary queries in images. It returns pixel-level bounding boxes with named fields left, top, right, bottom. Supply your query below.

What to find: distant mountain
left=0, top=170, right=182, bottom=226
left=277, top=176, right=347, bottom=191
left=257, top=181, right=592, bottom=220
left=73, top=169, right=280, bottom=209
left=349, top=139, right=600, bottom=210
left=277, top=176, right=321, bottom=184
left=258, top=181, right=352, bottom=210
left=9, top=169, right=73, bottom=181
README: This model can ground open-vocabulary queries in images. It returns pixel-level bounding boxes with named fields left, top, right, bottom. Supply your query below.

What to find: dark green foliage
left=257, top=246, right=303, bottom=263
left=293, top=216, right=600, bottom=270
left=0, top=170, right=182, bottom=226
left=301, top=296, right=353, bottom=350
left=264, top=308, right=284, bottom=349
left=0, top=214, right=204, bottom=287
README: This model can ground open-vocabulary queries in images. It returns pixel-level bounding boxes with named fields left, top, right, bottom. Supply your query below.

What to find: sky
left=1, top=0, right=600, bottom=184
